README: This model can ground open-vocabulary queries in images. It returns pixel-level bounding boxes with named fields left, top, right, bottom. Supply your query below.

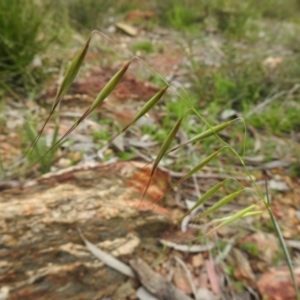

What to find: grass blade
left=180, top=180, right=226, bottom=220
left=121, top=86, right=169, bottom=132
left=268, top=210, right=300, bottom=299
left=31, top=61, right=131, bottom=167
left=168, top=120, right=235, bottom=153
left=152, top=117, right=183, bottom=175
left=103, top=86, right=169, bottom=151
left=152, top=149, right=223, bottom=205
left=56, top=37, right=92, bottom=100
left=24, top=122, right=59, bottom=173
left=200, top=189, right=244, bottom=219
left=140, top=116, right=182, bottom=205
left=90, top=61, right=131, bottom=112
left=207, top=204, right=258, bottom=234
left=26, top=35, right=92, bottom=156
left=265, top=182, right=300, bottom=300
left=174, top=149, right=223, bottom=187
left=241, top=211, right=263, bottom=218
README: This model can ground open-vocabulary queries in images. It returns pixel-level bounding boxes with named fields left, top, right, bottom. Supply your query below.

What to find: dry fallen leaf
left=115, top=22, right=138, bottom=36
left=78, top=229, right=136, bottom=278
left=229, top=248, right=256, bottom=287
left=205, top=259, right=220, bottom=297
left=173, top=264, right=193, bottom=295
left=258, top=267, right=300, bottom=300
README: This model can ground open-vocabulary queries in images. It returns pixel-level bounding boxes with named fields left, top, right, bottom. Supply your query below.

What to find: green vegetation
left=0, top=0, right=68, bottom=92
left=1, top=0, right=299, bottom=183
left=92, top=128, right=111, bottom=142
left=66, top=0, right=111, bottom=31
left=1, top=2, right=300, bottom=297
left=23, top=117, right=60, bottom=174
left=240, top=242, right=259, bottom=256
left=131, top=40, right=154, bottom=54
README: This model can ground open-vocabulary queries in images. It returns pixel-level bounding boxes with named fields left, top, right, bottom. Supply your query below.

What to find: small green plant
left=0, top=0, right=64, bottom=91
left=66, top=0, right=111, bottom=31
left=92, top=129, right=111, bottom=142
left=288, top=163, right=300, bottom=178
left=166, top=2, right=198, bottom=30
left=118, top=151, right=136, bottom=161
left=214, top=2, right=260, bottom=39
left=28, top=31, right=300, bottom=299
left=131, top=40, right=154, bottom=54
left=248, top=100, right=300, bottom=134
left=24, top=118, right=60, bottom=174
left=192, top=60, right=268, bottom=109
left=240, top=242, right=259, bottom=256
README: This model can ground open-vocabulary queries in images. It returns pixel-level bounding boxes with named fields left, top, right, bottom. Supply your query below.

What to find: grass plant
left=66, top=0, right=111, bottom=31
left=0, top=0, right=67, bottom=92
left=3, top=0, right=300, bottom=296
left=26, top=32, right=299, bottom=298
left=24, top=116, right=60, bottom=174
left=131, top=40, right=154, bottom=54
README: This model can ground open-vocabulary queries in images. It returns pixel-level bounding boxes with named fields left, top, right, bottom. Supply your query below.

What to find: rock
left=258, top=267, right=300, bottom=300
left=0, top=161, right=173, bottom=299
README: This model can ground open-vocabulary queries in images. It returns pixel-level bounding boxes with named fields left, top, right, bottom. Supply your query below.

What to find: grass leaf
left=26, top=35, right=92, bottom=156
left=24, top=122, right=59, bottom=173
left=90, top=61, right=131, bottom=112
left=152, top=149, right=223, bottom=205
left=174, top=149, right=223, bottom=187
left=56, top=36, right=92, bottom=101
left=121, top=86, right=169, bottom=132
left=200, top=189, right=244, bottom=219
left=265, top=182, right=300, bottom=300
left=140, top=116, right=182, bottom=205
left=103, top=86, right=169, bottom=151
left=180, top=180, right=226, bottom=220
left=207, top=204, right=258, bottom=234
left=168, top=120, right=235, bottom=153
left=152, top=117, right=183, bottom=176
left=31, top=60, right=130, bottom=167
